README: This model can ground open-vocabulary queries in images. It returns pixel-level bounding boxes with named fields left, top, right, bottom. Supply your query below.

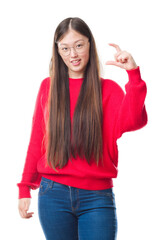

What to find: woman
left=17, top=17, right=147, bottom=239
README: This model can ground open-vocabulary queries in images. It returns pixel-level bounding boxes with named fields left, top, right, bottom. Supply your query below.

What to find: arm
left=115, top=67, right=147, bottom=139
left=17, top=78, right=49, bottom=199
left=106, top=43, right=148, bottom=139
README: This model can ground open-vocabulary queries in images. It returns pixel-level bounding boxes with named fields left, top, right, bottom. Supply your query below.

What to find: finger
left=21, top=210, right=34, bottom=218
left=114, top=52, right=123, bottom=62
left=115, top=50, right=128, bottom=59
left=118, top=55, right=129, bottom=64
left=117, top=52, right=129, bottom=63
left=105, top=61, right=124, bottom=69
left=108, top=43, right=122, bottom=52
left=117, top=56, right=128, bottom=63
left=23, top=210, right=34, bottom=218
left=26, top=212, right=34, bottom=218
left=114, top=52, right=122, bottom=60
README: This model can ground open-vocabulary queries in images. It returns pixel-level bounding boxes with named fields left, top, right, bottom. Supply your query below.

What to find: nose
left=70, top=47, right=78, bottom=57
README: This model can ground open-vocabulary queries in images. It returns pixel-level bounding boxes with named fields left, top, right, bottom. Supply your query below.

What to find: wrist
left=18, top=185, right=31, bottom=199
left=126, top=66, right=142, bottom=84
left=126, top=64, right=138, bottom=71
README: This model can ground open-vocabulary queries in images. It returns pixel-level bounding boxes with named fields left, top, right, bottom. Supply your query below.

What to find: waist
left=41, top=174, right=113, bottom=190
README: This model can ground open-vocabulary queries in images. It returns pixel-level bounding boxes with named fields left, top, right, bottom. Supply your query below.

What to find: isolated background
left=0, top=0, right=165, bottom=239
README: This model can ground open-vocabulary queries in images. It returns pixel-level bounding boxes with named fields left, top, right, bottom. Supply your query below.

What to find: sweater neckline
left=69, top=77, right=84, bottom=81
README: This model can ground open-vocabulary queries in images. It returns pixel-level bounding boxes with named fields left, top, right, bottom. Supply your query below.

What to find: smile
left=71, top=59, right=81, bottom=66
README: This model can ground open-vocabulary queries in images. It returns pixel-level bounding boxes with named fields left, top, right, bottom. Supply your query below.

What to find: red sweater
left=17, top=67, right=147, bottom=199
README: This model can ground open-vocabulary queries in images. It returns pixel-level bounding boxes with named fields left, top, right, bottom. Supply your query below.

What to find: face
left=57, top=29, right=90, bottom=78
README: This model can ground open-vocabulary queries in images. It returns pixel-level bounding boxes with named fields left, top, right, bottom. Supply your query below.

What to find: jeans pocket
left=38, top=179, right=52, bottom=196
left=94, top=188, right=115, bottom=202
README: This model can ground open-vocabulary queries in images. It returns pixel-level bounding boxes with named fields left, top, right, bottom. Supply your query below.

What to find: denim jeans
left=38, top=177, right=118, bottom=240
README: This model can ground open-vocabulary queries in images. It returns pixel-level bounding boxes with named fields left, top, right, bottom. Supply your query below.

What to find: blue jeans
left=38, top=177, right=118, bottom=240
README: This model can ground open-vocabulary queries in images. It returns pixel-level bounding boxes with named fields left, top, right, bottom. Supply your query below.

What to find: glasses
left=58, top=40, right=89, bottom=57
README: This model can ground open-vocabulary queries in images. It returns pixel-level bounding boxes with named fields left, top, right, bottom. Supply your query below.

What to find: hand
left=18, top=198, right=34, bottom=219
left=105, top=43, right=138, bottom=70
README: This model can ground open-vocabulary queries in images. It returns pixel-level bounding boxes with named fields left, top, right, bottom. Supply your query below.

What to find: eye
left=76, top=43, right=83, bottom=49
left=62, top=47, right=68, bottom=52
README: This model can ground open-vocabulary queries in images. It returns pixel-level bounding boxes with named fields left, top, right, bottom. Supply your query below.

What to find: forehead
left=58, top=29, right=88, bottom=46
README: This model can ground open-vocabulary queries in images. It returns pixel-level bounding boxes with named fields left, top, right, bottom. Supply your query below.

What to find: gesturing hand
left=105, top=43, right=138, bottom=70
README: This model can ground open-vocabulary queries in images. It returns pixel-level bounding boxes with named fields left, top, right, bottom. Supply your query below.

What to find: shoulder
left=35, top=77, right=50, bottom=106
left=40, top=77, right=50, bottom=89
left=38, top=77, right=50, bottom=96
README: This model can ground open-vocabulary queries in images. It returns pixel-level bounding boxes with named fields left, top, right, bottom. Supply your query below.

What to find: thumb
left=105, top=61, right=116, bottom=65
left=105, top=61, right=123, bottom=68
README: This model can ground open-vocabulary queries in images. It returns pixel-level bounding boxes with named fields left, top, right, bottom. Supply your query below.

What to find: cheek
left=61, top=56, right=70, bottom=67
left=82, top=52, right=90, bottom=64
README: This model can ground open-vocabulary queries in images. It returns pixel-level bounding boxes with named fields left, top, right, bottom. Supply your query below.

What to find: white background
left=0, top=0, right=165, bottom=239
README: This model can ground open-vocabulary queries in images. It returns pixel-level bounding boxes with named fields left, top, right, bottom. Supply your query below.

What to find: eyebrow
left=59, top=39, right=85, bottom=46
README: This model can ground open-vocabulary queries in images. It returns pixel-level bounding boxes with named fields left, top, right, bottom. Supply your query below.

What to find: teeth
left=72, top=60, right=79, bottom=63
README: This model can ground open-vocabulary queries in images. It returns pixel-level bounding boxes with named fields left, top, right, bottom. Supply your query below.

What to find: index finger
left=108, top=43, right=121, bottom=52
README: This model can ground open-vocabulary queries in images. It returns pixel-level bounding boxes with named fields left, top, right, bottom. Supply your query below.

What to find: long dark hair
left=46, top=17, right=103, bottom=171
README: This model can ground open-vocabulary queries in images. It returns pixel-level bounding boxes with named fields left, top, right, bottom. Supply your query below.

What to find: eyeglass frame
left=56, top=40, right=90, bottom=56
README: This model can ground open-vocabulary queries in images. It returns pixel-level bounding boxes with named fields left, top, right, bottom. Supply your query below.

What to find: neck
left=68, top=70, right=84, bottom=79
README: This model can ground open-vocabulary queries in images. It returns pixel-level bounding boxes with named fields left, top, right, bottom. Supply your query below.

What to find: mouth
left=71, top=59, right=81, bottom=66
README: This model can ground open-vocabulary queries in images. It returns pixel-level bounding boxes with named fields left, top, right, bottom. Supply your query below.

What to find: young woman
left=17, top=17, right=147, bottom=240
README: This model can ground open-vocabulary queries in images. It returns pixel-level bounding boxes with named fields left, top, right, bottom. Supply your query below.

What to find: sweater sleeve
left=17, top=79, right=48, bottom=199
left=114, top=66, right=148, bottom=139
